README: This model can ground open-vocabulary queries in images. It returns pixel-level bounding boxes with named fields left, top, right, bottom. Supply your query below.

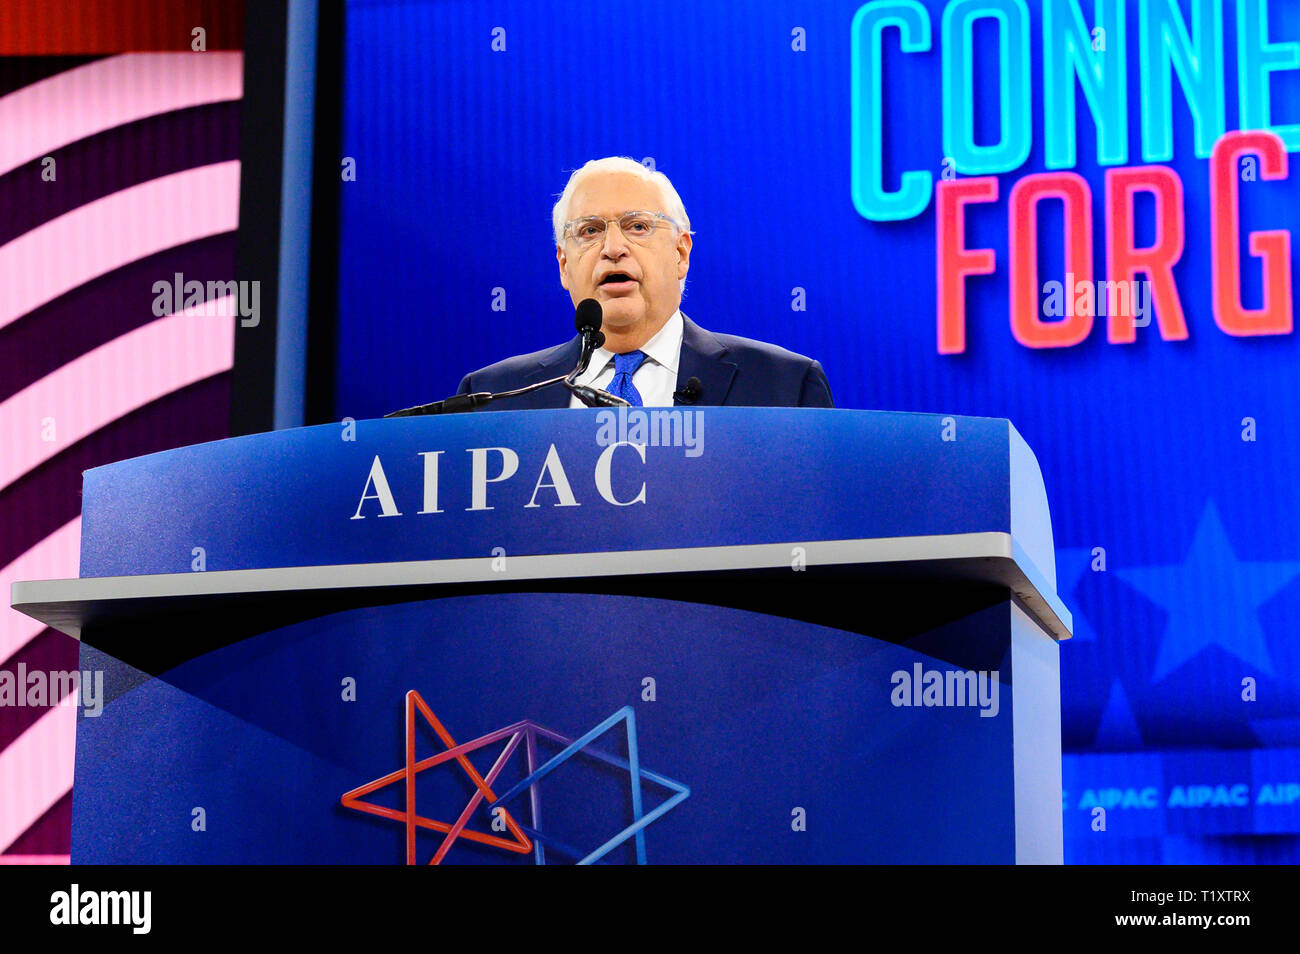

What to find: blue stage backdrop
left=333, top=0, right=1300, bottom=863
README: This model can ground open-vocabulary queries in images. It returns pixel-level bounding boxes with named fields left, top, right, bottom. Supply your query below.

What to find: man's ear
left=676, top=232, right=692, bottom=280
left=556, top=245, right=570, bottom=291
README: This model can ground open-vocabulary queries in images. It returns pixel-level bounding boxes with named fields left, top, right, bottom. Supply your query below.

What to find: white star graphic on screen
left=1117, top=502, right=1300, bottom=682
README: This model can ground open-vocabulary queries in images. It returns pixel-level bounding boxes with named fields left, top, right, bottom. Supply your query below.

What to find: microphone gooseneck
left=565, top=298, right=631, bottom=407
left=384, top=299, right=618, bottom=417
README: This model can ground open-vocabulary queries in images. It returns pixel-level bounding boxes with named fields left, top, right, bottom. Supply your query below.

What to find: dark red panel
left=0, top=1, right=244, bottom=53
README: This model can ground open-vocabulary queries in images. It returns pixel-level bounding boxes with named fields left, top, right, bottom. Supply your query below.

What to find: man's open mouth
left=601, top=273, right=636, bottom=285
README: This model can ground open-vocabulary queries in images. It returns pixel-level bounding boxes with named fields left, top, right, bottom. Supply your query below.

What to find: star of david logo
left=342, top=691, right=689, bottom=865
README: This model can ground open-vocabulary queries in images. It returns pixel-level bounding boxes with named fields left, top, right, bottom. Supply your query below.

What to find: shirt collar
left=639, top=309, right=684, bottom=375
left=580, top=309, right=684, bottom=382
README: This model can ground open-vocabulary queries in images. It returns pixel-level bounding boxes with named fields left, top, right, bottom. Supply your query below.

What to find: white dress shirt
left=568, top=309, right=683, bottom=407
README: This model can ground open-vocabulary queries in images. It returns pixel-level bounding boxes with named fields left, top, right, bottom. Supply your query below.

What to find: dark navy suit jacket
left=456, top=314, right=834, bottom=409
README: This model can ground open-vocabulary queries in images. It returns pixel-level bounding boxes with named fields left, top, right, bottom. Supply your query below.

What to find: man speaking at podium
left=456, top=157, right=834, bottom=409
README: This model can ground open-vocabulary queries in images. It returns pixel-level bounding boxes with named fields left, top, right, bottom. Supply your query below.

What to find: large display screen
left=335, top=0, right=1300, bottom=863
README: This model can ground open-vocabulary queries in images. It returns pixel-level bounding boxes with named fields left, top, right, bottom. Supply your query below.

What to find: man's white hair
left=551, top=157, right=692, bottom=246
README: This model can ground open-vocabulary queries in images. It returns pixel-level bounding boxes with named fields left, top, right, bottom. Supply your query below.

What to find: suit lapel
left=500, top=337, right=578, bottom=409
left=676, top=314, right=737, bottom=406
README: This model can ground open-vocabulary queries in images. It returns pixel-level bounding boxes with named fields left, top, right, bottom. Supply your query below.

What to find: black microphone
left=572, top=298, right=605, bottom=378
left=386, top=391, right=493, bottom=417
left=565, top=382, right=631, bottom=407
left=565, top=297, right=630, bottom=407
left=673, top=376, right=703, bottom=405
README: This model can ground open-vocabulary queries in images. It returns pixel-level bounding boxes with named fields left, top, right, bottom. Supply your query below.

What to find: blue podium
left=12, top=408, right=1071, bottom=863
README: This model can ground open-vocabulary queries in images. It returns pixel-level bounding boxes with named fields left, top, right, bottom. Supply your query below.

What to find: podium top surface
left=12, top=408, right=1072, bottom=642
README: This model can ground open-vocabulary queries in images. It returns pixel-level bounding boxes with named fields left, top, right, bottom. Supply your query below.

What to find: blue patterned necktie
left=607, top=350, right=647, bottom=407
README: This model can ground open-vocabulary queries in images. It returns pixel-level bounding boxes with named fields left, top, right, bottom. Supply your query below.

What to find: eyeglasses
left=562, top=211, right=684, bottom=248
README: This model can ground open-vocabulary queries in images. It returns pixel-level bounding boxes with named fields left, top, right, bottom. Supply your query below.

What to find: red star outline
left=341, top=690, right=533, bottom=865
